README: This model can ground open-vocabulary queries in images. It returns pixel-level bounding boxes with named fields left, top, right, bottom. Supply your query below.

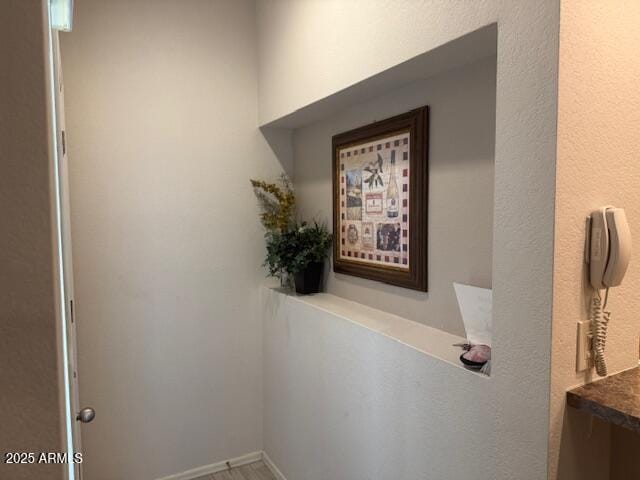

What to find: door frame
left=46, top=3, right=82, bottom=478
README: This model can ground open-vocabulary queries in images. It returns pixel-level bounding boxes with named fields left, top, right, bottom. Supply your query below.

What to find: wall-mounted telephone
left=585, top=206, right=632, bottom=376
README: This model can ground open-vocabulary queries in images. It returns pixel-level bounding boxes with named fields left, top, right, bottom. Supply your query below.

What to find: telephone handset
left=586, top=206, right=632, bottom=376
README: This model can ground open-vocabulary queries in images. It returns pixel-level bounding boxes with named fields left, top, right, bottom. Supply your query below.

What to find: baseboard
left=262, top=451, right=287, bottom=480
left=156, top=451, right=263, bottom=480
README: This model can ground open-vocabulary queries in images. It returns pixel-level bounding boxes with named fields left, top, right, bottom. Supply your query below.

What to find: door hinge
left=70, top=299, right=74, bottom=323
left=61, top=130, right=66, bottom=156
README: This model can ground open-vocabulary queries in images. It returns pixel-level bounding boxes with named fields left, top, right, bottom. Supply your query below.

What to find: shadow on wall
left=555, top=257, right=638, bottom=480
left=332, top=271, right=431, bottom=303
left=555, top=238, right=606, bottom=478
left=260, top=126, right=294, bottom=178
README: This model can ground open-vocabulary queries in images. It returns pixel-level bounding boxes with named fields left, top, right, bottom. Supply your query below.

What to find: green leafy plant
left=250, top=175, right=332, bottom=287
left=264, top=222, right=332, bottom=279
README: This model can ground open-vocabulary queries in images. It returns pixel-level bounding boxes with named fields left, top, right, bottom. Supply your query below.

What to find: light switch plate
left=576, top=320, right=593, bottom=372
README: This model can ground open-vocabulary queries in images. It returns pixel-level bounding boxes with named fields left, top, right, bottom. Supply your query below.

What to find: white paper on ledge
left=453, top=282, right=492, bottom=347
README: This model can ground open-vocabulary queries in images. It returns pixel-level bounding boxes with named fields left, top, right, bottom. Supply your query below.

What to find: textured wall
left=60, top=1, right=285, bottom=478
left=0, top=1, right=64, bottom=479
left=549, top=1, right=640, bottom=479
left=263, top=288, right=494, bottom=480
left=293, top=57, right=496, bottom=336
left=257, top=1, right=561, bottom=478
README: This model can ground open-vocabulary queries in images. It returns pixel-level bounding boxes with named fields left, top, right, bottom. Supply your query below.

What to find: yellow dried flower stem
left=251, top=176, right=296, bottom=233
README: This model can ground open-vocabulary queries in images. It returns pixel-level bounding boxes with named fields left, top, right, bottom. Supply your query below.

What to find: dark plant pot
left=294, top=262, right=324, bottom=295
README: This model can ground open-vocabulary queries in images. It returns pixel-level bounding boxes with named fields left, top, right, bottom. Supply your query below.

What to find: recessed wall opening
left=263, top=24, right=497, bottom=340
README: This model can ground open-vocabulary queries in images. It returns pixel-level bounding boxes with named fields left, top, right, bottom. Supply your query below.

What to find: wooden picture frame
left=332, top=106, right=429, bottom=291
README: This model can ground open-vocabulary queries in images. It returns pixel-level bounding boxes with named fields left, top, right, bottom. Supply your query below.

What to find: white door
left=49, top=18, right=90, bottom=479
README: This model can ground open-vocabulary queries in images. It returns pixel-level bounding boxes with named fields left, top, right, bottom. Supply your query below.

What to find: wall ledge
left=262, top=286, right=488, bottom=377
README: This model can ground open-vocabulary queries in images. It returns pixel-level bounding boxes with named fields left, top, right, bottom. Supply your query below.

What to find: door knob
left=76, top=407, right=95, bottom=423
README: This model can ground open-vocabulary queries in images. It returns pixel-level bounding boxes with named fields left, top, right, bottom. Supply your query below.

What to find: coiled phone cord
left=592, top=288, right=611, bottom=377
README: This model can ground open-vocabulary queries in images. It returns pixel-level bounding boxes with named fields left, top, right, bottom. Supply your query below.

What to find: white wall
left=60, top=1, right=284, bottom=478
left=549, top=1, right=640, bottom=479
left=293, top=57, right=496, bottom=336
left=263, top=288, right=494, bottom=480
left=0, top=2, right=65, bottom=480
left=258, top=1, right=561, bottom=478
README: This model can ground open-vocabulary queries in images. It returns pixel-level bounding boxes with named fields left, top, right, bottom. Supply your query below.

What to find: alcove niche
left=259, top=24, right=497, bottom=371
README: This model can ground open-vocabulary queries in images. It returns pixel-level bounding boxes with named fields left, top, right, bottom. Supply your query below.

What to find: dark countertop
left=567, top=366, right=640, bottom=433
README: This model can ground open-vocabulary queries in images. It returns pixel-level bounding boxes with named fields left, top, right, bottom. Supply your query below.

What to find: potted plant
left=251, top=175, right=332, bottom=294
left=265, top=222, right=332, bottom=294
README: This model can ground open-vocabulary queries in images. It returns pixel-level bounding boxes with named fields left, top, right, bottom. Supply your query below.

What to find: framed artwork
left=332, top=107, right=429, bottom=291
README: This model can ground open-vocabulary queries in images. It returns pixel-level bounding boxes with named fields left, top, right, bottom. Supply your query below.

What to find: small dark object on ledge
left=458, top=344, right=491, bottom=370
left=294, top=262, right=324, bottom=295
